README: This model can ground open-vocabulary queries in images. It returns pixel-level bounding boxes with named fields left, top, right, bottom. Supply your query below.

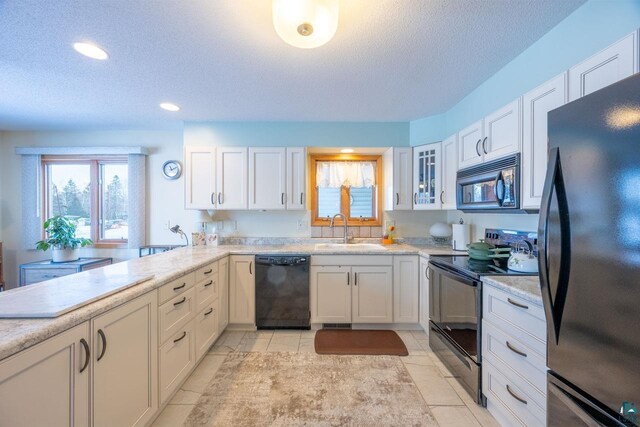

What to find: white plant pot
left=52, top=248, right=79, bottom=263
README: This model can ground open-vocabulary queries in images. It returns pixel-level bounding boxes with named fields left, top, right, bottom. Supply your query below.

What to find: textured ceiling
left=0, top=0, right=585, bottom=130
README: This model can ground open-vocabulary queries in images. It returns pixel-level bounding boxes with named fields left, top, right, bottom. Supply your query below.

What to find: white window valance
left=316, top=161, right=376, bottom=188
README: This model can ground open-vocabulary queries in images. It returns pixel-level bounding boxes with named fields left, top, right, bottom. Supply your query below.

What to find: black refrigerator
left=540, top=72, right=640, bottom=426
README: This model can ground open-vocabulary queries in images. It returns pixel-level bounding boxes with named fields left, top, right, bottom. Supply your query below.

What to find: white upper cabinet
left=413, top=143, right=442, bottom=210
left=522, top=73, right=568, bottom=209
left=441, top=135, right=458, bottom=210
left=383, top=147, right=413, bottom=211
left=248, top=147, right=286, bottom=210
left=458, top=120, right=484, bottom=169
left=483, top=99, right=521, bottom=162
left=216, top=147, right=248, bottom=210
left=286, top=147, right=306, bottom=210
left=184, top=146, right=216, bottom=210
left=569, top=31, right=639, bottom=101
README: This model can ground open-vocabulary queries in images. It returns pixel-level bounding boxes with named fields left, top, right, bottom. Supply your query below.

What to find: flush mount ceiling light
left=340, top=148, right=354, bottom=153
left=73, top=42, right=109, bottom=60
left=272, top=0, right=339, bottom=49
left=159, top=102, right=180, bottom=112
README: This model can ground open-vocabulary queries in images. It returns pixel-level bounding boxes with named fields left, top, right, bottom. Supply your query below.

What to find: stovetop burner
left=429, top=255, right=538, bottom=279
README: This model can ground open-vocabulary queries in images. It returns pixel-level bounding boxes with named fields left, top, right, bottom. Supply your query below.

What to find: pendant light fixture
left=272, top=0, right=339, bottom=49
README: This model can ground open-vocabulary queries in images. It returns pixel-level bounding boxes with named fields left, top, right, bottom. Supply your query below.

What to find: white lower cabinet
left=311, top=265, right=351, bottom=323
left=218, top=256, right=229, bottom=334
left=0, top=322, right=90, bottom=427
left=351, top=266, right=393, bottom=323
left=229, top=255, right=255, bottom=326
left=393, top=256, right=419, bottom=323
left=159, top=320, right=196, bottom=405
left=482, top=283, right=547, bottom=427
left=419, top=256, right=430, bottom=331
left=92, top=292, right=158, bottom=427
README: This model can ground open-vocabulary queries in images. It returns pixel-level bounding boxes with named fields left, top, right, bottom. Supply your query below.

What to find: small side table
left=19, top=257, right=113, bottom=287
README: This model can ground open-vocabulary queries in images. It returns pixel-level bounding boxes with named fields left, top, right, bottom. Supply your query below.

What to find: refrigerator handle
left=538, top=148, right=572, bottom=344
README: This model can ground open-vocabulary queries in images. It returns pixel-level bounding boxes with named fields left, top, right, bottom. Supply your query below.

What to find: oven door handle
left=495, top=171, right=505, bottom=206
left=428, top=262, right=479, bottom=288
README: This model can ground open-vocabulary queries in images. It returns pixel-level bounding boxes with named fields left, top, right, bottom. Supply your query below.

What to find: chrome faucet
left=329, top=213, right=349, bottom=244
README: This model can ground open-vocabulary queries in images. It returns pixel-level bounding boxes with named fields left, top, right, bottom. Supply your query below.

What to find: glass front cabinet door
left=412, top=143, right=442, bottom=210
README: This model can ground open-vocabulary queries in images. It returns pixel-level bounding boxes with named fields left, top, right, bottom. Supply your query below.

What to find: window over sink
left=310, top=154, right=382, bottom=226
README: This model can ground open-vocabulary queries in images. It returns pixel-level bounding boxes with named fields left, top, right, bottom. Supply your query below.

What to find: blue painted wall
left=184, top=121, right=410, bottom=147
left=410, top=0, right=640, bottom=145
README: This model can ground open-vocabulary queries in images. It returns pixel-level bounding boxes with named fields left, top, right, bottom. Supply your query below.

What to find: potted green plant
left=36, top=216, right=93, bottom=262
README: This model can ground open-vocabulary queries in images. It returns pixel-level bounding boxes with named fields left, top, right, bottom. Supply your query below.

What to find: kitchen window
left=41, top=156, right=129, bottom=247
left=310, top=154, right=382, bottom=226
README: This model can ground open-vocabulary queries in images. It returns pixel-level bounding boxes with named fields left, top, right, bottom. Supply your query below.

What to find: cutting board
left=0, top=271, right=154, bottom=318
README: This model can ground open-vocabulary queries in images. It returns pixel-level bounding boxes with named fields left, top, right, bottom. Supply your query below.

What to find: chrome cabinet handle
left=211, top=192, right=216, bottom=205
left=507, top=298, right=529, bottom=310
left=173, top=331, right=187, bottom=343
left=506, top=385, right=528, bottom=404
left=173, top=283, right=186, bottom=291
left=97, top=329, right=107, bottom=361
left=476, top=139, right=482, bottom=156
left=80, top=338, right=90, bottom=373
left=204, top=280, right=213, bottom=287
left=482, top=137, right=488, bottom=154
left=396, top=193, right=400, bottom=205
left=204, top=269, right=213, bottom=275
left=506, top=341, right=528, bottom=358
left=173, top=296, right=187, bottom=306
left=440, top=191, right=444, bottom=204
left=413, top=193, right=418, bottom=204
left=218, top=193, right=223, bottom=205
left=204, top=308, right=214, bottom=316
left=281, top=193, right=285, bottom=205
left=300, top=192, right=304, bottom=205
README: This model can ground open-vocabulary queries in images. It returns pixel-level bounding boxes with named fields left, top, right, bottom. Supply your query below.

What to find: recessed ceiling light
left=340, top=148, right=354, bottom=153
left=73, top=42, right=109, bottom=60
left=160, top=102, right=180, bottom=112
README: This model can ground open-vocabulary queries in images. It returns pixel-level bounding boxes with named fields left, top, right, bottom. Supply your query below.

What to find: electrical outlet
left=164, top=220, right=171, bottom=230
left=216, top=221, right=224, bottom=231
left=232, top=220, right=238, bottom=231
left=297, top=220, right=305, bottom=230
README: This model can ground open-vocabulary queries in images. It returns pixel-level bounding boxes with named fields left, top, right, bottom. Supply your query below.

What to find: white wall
left=0, top=130, right=192, bottom=289
left=446, top=211, right=539, bottom=242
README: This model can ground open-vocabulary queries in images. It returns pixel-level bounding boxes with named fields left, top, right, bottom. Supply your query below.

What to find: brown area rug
left=314, top=329, right=409, bottom=356
left=184, top=352, right=436, bottom=426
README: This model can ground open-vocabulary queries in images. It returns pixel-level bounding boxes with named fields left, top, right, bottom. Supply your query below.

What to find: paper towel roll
left=451, top=223, right=470, bottom=251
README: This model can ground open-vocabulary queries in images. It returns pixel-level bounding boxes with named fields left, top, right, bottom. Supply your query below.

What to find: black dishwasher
left=255, top=255, right=310, bottom=330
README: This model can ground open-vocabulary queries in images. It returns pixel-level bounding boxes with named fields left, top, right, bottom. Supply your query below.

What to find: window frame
left=310, top=154, right=383, bottom=227
left=41, top=155, right=129, bottom=249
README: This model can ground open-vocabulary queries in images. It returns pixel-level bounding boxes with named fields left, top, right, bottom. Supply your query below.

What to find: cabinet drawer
left=483, top=285, right=546, bottom=354
left=195, top=275, right=218, bottom=313
left=158, top=272, right=195, bottom=304
left=482, top=319, right=546, bottom=400
left=311, top=255, right=393, bottom=266
left=483, top=359, right=546, bottom=427
left=22, top=268, right=70, bottom=285
left=159, top=321, right=196, bottom=404
left=195, top=262, right=218, bottom=284
left=159, top=288, right=196, bottom=344
left=195, top=304, right=218, bottom=359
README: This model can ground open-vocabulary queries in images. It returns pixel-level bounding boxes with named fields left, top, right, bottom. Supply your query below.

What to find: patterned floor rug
left=184, top=352, right=437, bottom=426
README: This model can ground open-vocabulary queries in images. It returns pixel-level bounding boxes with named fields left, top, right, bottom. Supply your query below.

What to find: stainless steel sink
left=314, top=243, right=387, bottom=251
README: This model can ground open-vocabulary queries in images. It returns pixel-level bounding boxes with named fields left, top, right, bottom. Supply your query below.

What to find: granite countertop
left=0, top=242, right=457, bottom=361
left=482, top=275, right=543, bottom=305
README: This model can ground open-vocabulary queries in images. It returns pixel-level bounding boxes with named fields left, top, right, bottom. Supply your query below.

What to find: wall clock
left=162, top=160, right=182, bottom=180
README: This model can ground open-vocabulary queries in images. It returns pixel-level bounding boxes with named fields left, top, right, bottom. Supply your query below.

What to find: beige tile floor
left=151, top=330, right=500, bottom=427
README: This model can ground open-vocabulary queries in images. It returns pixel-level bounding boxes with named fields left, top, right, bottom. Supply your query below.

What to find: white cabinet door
left=286, top=147, right=306, bottom=210
left=216, top=147, right=248, bottom=210
left=393, top=256, right=419, bottom=323
left=483, top=99, right=521, bottom=161
left=413, top=143, right=442, bottom=210
left=92, top=292, right=158, bottom=427
left=218, top=256, right=229, bottom=334
left=419, top=257, right=430, bottom=332
left=393, top=147, right=413, bottom=210
left=0, top=322, right=90, bottom=427
left=248, top=147, right=286, bottom=210
left=522, top=73, right=567, bottom=209
left=458, top=120, right=484, bottom=169
left=351, top=266, right=393, bottom=323
left=441, top=135, right=458, bottom=210
left=569, top=31, right=639, bottom=101
left=310, top=265, right=351, bottom=323
left=229, top=255, right=255, bottom=325
left=184, top=146, right=216, bottom=210
left=195, top=303, right=218, bottom=360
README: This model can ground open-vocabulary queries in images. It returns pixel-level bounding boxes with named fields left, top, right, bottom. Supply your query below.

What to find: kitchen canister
left=451, top=219, right=470, bottom=251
